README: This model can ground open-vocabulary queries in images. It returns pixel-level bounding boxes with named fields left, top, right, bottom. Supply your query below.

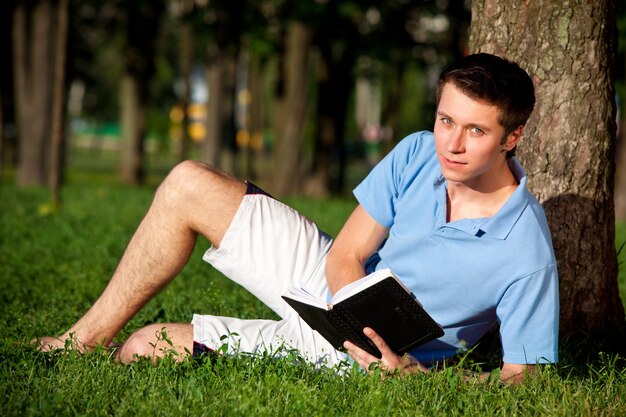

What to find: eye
left=470, top=127, right=484, bottom=135
left=441, top=117, right=453, bottom=126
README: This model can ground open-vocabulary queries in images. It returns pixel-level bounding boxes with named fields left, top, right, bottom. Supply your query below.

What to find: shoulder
left=391, top=131, right=435, bottom=161
left=356, top=130, right=437, bottom=190
left=519, top=191, right=555, bottom=257
left=353, top=131, right=438, bottom=225
left=384, top=131, right=438, bottom=183
left=503, top=159, right=555, bottom=259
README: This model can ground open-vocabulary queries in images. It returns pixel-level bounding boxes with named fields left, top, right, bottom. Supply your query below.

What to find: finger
left=362, top=327, right=395, bottom=358
left=343, top=341, right=367, bottom=369
left=343, top=340, right=377, bottom=370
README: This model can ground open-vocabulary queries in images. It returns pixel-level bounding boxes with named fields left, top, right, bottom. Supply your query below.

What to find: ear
left=502, top=126, right=523, bottom=152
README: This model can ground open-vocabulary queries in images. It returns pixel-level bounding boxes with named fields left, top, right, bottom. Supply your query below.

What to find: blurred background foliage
left=1, top=0, right=626, bottom=205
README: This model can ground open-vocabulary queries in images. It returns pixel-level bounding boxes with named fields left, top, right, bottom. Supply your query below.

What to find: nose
left=446, top=129, right=465, bottom=154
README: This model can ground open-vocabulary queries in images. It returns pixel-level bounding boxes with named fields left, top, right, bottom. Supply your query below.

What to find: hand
left=343, top=327, right=428, bottom=375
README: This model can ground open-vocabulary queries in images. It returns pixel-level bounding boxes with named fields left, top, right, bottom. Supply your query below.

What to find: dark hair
left=436, top=53, right=535, bottom=156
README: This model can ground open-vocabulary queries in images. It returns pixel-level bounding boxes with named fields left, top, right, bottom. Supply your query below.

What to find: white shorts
left=192, top=190, right=350, bottom=368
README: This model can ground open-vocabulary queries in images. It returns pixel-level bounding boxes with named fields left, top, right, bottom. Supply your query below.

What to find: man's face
left=434, top=83, right=518, bottom=191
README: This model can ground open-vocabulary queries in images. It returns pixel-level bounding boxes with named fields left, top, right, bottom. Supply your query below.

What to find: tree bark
left=305, top=42, right=355, bottom=197
left=470, top=0, right=625, bottom=343
left=177, top=2, right=194, bottom=163
left=0, top=98, right=3, bottom=178
left=272, top=21, right=312, bottom=196
left=0, top=0, right=17, bottom=178
left=49, top=0, right=68, bottom=209
left=199, top=0, right=243, bottom=172
left=616, top=134, right=626, bottom=221
left=118, top=1, right=162, bottom=186
left=119, top=75, right=145, bottom=185
left=202, top=47, right=225, bottom=167
left=201, top=46, right=237, bottom=170
left=615, top=52, right=626, bottom=222
left=243, top=53, right=265, bottom=181
left=12, top=0, right=57, bottom=186
left=381, top=61, right=406, bottom=143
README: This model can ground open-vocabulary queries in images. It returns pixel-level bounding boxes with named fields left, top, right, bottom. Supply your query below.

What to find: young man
left=37, top=53, right=559, bottom=383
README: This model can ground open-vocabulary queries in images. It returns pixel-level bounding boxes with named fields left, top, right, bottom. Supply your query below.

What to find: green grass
left=1, top=176, right=626, bottom=416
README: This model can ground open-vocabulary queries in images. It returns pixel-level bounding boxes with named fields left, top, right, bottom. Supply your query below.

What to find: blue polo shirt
left=354, top=131, right=559, bottom=365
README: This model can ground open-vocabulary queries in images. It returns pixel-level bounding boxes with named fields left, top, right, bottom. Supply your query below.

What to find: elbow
left=324, top=245, right=341, bottom=277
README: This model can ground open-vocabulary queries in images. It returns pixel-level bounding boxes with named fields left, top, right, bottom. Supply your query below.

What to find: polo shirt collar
left=433, top=158, right=529, bottom=240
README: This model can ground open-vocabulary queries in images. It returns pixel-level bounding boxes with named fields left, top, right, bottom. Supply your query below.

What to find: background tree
left=615, top=2, right=626, bottom=221
left=200, top=0, right=245, bottom=172
left=304, top=1, right=360, bottom=197
left=119, top=0, right=164, bottom=185
left=49, top=0, right=69, bottom=208
left=305, top=1, right=470, bottom=196
left=271, top=11, right=313, bottom=196
left=0, top=0, right=17, bottom=179
left=470, top=0, right=625, bottom=347
left=175, top=0, right=195, bottom=163
left=12, top=0, right=68, bottom=186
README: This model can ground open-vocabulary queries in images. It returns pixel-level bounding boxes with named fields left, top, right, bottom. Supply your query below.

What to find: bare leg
left=37, top=161, right=246, bottom=351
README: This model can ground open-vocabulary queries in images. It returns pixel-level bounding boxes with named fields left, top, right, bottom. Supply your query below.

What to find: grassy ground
left=1, top=173, right=626, bottom=416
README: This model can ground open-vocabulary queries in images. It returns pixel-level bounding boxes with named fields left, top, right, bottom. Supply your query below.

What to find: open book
left=282, top=268, right=444, bottom=358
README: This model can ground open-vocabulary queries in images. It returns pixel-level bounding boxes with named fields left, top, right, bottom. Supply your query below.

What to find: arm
left=325, top=204, right=389, bottom=295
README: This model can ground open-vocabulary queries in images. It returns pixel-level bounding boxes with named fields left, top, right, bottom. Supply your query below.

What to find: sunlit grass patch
left=1, top=182, right=625, bottom=416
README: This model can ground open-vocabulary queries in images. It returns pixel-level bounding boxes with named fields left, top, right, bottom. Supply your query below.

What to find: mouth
left=442, top=156, right=466, bottom=167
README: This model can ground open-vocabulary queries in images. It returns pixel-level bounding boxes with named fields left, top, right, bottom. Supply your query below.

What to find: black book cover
left=282, top=275, right=444, bottom=358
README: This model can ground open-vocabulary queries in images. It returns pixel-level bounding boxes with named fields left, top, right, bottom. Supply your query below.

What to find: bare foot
left=32, top=334, right=85, bottom=352
left=33, top=335, right=123, bottom=354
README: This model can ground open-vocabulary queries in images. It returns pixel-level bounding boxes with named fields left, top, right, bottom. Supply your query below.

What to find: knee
left=168, top=160, right=210, bottom=183
left=116, top=325, right=161, bottom=363
left=155, top=160, right=214, bottom=207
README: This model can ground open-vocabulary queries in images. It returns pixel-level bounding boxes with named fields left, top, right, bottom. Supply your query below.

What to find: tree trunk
left=615, top=52, right=626, bottom=222
left=244, top=54, right=265, bottom=181
left=0, top=0, right=17, bottom=178
left=49, top=0, right=68, bottom=209
left=12, top=0, right=57, bottom=186
left=202, top=47, right=224, bottom=168
left=272, top=21, right=312, bottom=196
left=199, top=0, right=243, bottom=172
left=118, top=1, right=162, bottom=186
left=178, top=6, right=194, bottom=163
left=201, top=46, right=237, bottom=171
left=381, top=60, right=406, bottom=149
left=119, top=75, right=145, bottom=185
left=0, top=98, right=3, bottom=177
left=616, top=134, right=626, bottom=221
left=305, top=42, right=355, bottom=197
left=218, top=53, right=238, bottom=175
left=470, top=0, right=625, bottom=344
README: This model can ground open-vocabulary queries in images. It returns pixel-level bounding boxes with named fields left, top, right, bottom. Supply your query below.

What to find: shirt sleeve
left=353, top=131, right=430, bottom=227
left=496, top=263, right=560, bottom=364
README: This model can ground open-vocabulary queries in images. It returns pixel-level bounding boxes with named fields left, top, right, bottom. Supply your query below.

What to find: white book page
left=283, top=287, right=329, bottom=310
left=331, top=268, right=400, bottom=304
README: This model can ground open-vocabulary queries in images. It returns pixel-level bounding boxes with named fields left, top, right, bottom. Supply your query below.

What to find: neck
left=446, top=165, right=518, bottom=222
